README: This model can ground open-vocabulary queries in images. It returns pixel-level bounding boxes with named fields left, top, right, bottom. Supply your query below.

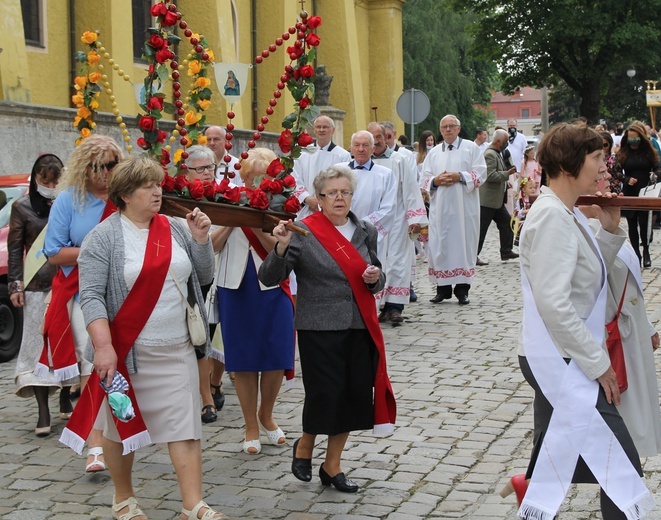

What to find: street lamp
left=627, top=68, right=637, bottom=78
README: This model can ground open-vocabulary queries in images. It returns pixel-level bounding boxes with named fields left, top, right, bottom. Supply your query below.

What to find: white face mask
left=36, top=184, right=57, bottom=200
left=426, top=145, right=434, bottom=151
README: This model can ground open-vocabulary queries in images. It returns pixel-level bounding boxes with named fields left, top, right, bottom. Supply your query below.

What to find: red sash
left=60, top=215, right=172, bottom=455
left=37, top=200, right=117, bottom=381
left=303, top=212, right=396, bottom=432
left=241, top=227, right=295, bottom=382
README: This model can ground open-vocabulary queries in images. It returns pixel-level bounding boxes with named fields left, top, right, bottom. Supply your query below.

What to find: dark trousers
left=383, top=302, right=404, bottom=313
left=478, top=204, right=514, bottom=255
left=625, top=210, right=651, bottom=259
left=519, top=356, right=642, bottom=519
left=436, top=283, right=470, bottom=298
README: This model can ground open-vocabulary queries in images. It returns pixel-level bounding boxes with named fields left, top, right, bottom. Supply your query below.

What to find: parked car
left=0, top=175, right=30, bottom=362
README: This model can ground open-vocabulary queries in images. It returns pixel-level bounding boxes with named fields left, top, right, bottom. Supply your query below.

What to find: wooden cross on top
left=222, top=163, right=230, bottom=182
left=299, top=0, right=306, bottom=12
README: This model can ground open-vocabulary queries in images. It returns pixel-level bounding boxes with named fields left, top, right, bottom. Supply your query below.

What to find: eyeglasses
left=189, top=163, right=216, bottom=173
left=440, top=124, right=458, bottom=130
left=318, top=190, right=353, bottom=200
left=89, top=161, right=118, bottom=173
left=602, top=142, right=610, bottom=148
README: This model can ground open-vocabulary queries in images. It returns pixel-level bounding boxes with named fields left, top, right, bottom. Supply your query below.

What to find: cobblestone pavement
left=2, top=231, right=661, bottom=520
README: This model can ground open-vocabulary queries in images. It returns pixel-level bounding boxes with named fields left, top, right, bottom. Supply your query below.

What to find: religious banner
left=214, top=62, right=251, bottom=104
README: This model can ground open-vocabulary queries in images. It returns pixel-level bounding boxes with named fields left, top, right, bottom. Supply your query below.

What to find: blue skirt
left=218, top=255, right=295, bottom=372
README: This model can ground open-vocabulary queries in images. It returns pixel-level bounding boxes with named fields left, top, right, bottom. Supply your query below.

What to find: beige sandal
left=112, top=496, right=146, bottom=520
left=181, top=500, right=226, bottom=519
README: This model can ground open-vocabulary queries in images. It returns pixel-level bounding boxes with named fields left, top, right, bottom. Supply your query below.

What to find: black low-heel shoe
left=319, top=463, right=358, bottom=493
left=291, top=439, right=312, bottom=482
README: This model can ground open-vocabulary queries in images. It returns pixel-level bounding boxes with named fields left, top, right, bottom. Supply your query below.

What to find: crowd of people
left=6, top=114, right=661, bottom=519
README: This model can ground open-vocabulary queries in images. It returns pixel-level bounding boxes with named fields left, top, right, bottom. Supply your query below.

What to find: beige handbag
left=171, top=272, right=207, bottom=347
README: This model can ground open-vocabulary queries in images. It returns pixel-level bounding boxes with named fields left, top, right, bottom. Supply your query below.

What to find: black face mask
left=500, top=142, right=509, bottom=153
left=508, top=127, right=517, bottom=142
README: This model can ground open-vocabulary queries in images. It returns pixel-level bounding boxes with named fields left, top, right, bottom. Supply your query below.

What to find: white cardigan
left=517, top=186, right=627, bottom=380
left=216, top=228, right=278, bottom=291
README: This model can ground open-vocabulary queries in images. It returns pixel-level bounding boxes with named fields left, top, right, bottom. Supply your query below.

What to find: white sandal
left=112, top=496, right=146, bottom=520
left=259, top=420, right=286, bottom=445
left=85, top=446, right=107, bottom=473
left=242, top=438, right=261, bottom=454
left=181, top=500, right=226, bottom=519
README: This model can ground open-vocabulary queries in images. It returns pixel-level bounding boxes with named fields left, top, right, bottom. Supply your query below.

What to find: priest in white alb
left=368, top=122, right=427, bottom=325
left=420, top=115, right=487, bottom=305
left=335, top=131, right=396, bottom=261
left=293, top=115, right=351, bottom=219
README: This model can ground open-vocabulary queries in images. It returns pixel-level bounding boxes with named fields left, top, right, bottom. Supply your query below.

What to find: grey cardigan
left=78, top=212, right=215, bottom=373
left=258, top=212, right=385, bottom=330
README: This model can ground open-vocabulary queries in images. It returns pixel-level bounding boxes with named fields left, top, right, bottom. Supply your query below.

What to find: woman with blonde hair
left=211, top=148, right=295, bottom=454
left=41, top=134, right=122, bottom=474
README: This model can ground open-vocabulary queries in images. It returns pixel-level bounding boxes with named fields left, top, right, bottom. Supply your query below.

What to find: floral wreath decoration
left=72, top=1, right=323, bottom=216
left=161, top=7, right=323, bottom=215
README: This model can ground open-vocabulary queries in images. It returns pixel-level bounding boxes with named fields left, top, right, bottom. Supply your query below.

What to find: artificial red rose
left=146, top=96, right=164, bottom=111
left=137, top=137, right=151, bottom=150
left=278, top=130, right=294, bottom=154
left=260, top=178, right=274, bottom=192
left=269, top=179, right=284, bottom=194
left=163, top=10, right=179, bottom=27
left=189, top=180, right=205, bottom=200
left=299, top=65, right=315, bottom=78
left=249, top=188, right=270, bottom=210
left=266, top=158, right=285, bottom=178
left=139, top=115, right=156, bottom=132
left=299, top=97, right=311, bottom=109
left=203, top=181, right=216, bottom=199
left=162, top=173, right=176, bottom=192
left=307, top=16, right=322, bottom=29
left=284, top=196, right=302, bottom=213
left=297, top=132, right=314, bottom=147
left=155, top=48, right=173, bottom=64
left=160, top=148, right=170, bottom=166
left=174, top=175, right=189, bottom=191
left=150, top=2, right=168, bottom=17
left=216, top=178, right=230, bottom=194
left=293, top=69, right=301, bottom=81
left=224, top=186, right=241, bottom=203
left=305, top=33, right=320, bottom=47
left=148, top=34, right=166, bottom=50
left=156, top=130, right=168, bottom=143
left=148, top=64, right=155, bottom=75
left=286, top=45, right=304, bottom=60
left=282, top=174, right=296, bottom=188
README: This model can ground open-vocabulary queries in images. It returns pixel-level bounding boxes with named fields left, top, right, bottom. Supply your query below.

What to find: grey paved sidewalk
left=1, top=231, right=661, bottom=519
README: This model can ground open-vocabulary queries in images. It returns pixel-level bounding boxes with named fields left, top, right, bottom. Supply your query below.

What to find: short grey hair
left=183, top=145, right=215, bottom=165
left=492, top=129, right=508, bottom=142
left=314, top=115, right=335, bottom=128
left=313, top=165, right=358, bottom=196
left=440, top=114, right=461, bottom=127
left=350, top=130, right=374, bottom=147
left=381, top=121, right=395, bottom=133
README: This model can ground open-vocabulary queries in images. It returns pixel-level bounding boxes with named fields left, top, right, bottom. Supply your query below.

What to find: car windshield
left=0, top=187, right=28, bottom=228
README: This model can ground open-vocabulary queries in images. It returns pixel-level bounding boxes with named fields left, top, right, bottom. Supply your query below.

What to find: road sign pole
left=410, top=88, right=415, bottom=145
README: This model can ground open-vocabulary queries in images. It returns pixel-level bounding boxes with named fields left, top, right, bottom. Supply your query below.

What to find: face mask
left=508, top=127, right=517, bottom=138
left=629, top=137, right=641, bottom=149
left=36, top=184, right=57, bottom=199
left=500, top=142, right=509, bottom=153
left=426, top=145, right=434, bottom=151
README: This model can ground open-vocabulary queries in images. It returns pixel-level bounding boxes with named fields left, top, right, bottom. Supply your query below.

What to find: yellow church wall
left=7, top=1, right=406, bottom=145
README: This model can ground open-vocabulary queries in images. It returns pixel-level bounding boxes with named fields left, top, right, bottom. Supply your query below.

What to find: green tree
left=402, top=0, right=498, bottom=143
left=452, top=0, right=661, bottom=124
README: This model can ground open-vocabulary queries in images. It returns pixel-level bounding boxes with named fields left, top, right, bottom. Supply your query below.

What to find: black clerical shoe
left=291, top=439, right=312, bottom=482
left=378, top=309, right=389, bottom=323
left=430, top=287, right=451, bottom=304
left=389, top=310, right=404, bottom=325
left=476, top=257, right=489, bottom=266
left=644, top=249, right=652, bottom=268
left=457, top=294, right=470, bottom=305
left=319, top=464, right=358, bottom=493
left=501, top=251, right=520, bottom=261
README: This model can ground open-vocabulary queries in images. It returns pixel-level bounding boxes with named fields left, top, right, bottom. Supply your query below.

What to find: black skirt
left=519, top=355, right=642, bottom=518
left=298, top=329, right=377, bottom=435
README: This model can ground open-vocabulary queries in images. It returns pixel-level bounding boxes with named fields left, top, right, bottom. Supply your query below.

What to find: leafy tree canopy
left=452, top=0, right=661, bottom=124
left=402, top=0, right=499, bottom=143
